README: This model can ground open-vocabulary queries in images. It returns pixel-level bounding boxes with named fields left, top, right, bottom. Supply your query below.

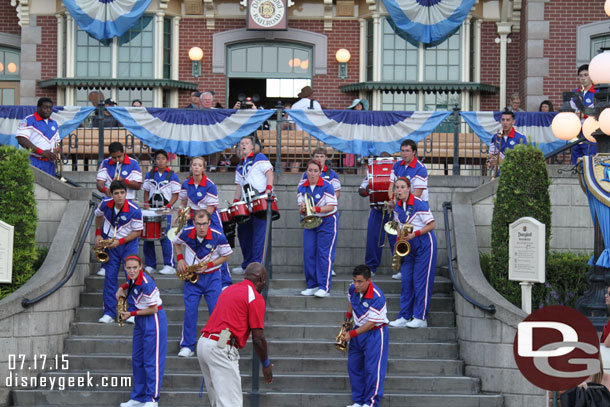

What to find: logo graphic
left=249, top=0, right=285, bottom=28
left=513, top=305, right=600, bottom=391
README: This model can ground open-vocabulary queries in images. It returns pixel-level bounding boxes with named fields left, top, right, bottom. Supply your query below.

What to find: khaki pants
left=197, top=336, right=242, bottom=407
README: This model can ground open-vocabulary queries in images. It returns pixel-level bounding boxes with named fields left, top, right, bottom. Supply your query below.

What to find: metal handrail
left=544, top=137, right=584, bottom=160
left=442, top=201, right=496, bottom=314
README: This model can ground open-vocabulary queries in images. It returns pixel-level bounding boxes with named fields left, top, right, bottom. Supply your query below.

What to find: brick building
left=0, top=0, right=608, bottom=111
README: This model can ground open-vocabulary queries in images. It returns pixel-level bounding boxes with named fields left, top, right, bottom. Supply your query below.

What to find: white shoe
left=98, top=314, right=114, bottom=324
left=300, top=287, right=317, bottom=296
left=126, top=316, right=135, bottom=324
left=389, top=317, right=410, bottom=327
left=314, top=289, right=330, bottom=298
left=346, top=403, right=362, bottom=407
left=332, top=269, right=336, bottom=276
left=144, top=266, right=156, bottom=274
left=392, top=272, right=401, bottom=280
left=232, top=266, right=245, bottom=274
left=120, top=400, right=144, bottom=407
left=222, top=286, right=228, bottom=291
left=158, top=265, right=176, bottom=275
left=142, top=403, right=158, bottom=407
left=96, top=267, right=106, bottom=276
left=406, top=318, right=428, bottom=328
left=178, top=347, right=195, bottom=357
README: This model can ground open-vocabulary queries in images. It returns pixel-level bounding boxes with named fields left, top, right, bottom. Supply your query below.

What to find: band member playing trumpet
left=95, top=180, right=143, bottom=324
left=115, top=255, right=167, bottom=407
left=233, top=136, right=274, bottom=274
left=96, top=141, right=142, bottom=200
left=173, top=210, right=232, bottom=358
left=297, top=160, right=338, bottom=298
left=571, top=64, right=597, bottom=165
left=487, top=110, right=527, bottom=175
left=143, top=149, right=180, bottom=275
left=388, top=177, right=437, bottom=329
left=342, top=265, right=389, bottom=407
left=16, top=97, right=59, bottom=176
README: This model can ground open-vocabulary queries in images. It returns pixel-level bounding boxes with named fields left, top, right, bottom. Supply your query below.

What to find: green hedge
left=488, top=143, right=552, bottom=305
left=481, top=251, right=590, bottom=308
left=0, top=146, right=38, bottom=300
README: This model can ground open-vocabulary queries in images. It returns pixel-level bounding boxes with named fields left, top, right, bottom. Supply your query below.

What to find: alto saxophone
left=335, top=318, right=353, bottom=352
left=93, top=227, right=116, bottom=263
left=177, top=247, right=215, bottom=284
left=391, top=224, right=413, bottom=271
left=117, top=296, right=128, bottom=326
left=486, top=132, right=501, bottom=181
left=55, top=144, right=66, bottom=183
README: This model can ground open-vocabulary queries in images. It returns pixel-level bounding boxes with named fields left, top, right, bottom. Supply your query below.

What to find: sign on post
left=0, top=220, right=14, bottom=283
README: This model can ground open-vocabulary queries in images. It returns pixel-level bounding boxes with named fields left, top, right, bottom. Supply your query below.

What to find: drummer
left=142, top=149, right=181, bottom=275
left=232, top=135, right=274, bottom=274
left=179, top=156, right=232, bottom=288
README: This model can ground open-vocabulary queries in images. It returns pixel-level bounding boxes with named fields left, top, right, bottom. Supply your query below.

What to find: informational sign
left=247, top=0, right=288, bottom=30
left=0, top=220, right=14, bottom=283
left=508, top=217, right=545, bottom=283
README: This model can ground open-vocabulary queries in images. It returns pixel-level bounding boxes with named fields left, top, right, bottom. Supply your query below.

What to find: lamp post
left=335, top=48, right=350, bottom=79
left=188, top=46, right=203, bottom=78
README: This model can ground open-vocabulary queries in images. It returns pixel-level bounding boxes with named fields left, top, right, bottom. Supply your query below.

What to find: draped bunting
left=460, top=111, right=566, bottom=155
left=382, top=0, right=475, bottom=45
left=286, top=109, right=452, bottom=156
left=62, top=0, right=152, bottom=41
left=0, top=106, right=96, bottom=148
left=106, top=107, right=276, bottom=156
left=580, top=156, right=610, bottom=267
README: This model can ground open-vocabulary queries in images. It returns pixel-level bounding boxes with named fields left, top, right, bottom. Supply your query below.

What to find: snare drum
left=251, top=194, right=280, bottom=220
left=218, top=208, right=234, bottom=225
left=229, top=201, right=251, bottom=224
left=141, top=210, right=165, bottom=241
left=368, top=157, right=397, bottom=208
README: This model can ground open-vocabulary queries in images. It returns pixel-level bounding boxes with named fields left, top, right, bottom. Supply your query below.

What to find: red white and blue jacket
left=297, top=177, right=338, bottom=217
left=348, top=282, right=388, bottom=328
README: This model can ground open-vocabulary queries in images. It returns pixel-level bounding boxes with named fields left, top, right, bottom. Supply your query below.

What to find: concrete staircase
left=10, top=262, right=503, bottom=407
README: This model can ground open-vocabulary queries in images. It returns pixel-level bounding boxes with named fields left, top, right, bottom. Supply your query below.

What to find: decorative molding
left=576, top=20, right=610, bottom=67
left=0, top=33, right=21, bottom=49
left=324, top=0, right=333, bottom=30
left=11, top=0, right=30, bottom=27
left=204, top=0, right=216, bottom=30
left=159, top=0, right=170, bottom=9
left=366, top=0, right=377, bottom=12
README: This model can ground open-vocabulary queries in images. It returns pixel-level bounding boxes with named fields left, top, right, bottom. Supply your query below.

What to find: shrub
left=0, top=146, right=38, bottom=299
left=488, top=143, right=552, bottom=304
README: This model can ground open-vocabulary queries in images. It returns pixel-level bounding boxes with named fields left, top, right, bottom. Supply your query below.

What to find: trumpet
left=167, top=207, right=190, bottom=241
left=391, top=224, right=413, bottom=271
left=335, top=318, right=353, bottom=352
left=177, top=247, right=215, bottom=284
left=93, top=227, right=116, bottom=263
left=300, top=195, right=322, bottom=229
left=117, top=296, right=127, bottom=326
left=114, top=162, right=123, bottom=181
left=487, top=133, right=501, bottom=181
left=55, top=144, right=67, bottom=183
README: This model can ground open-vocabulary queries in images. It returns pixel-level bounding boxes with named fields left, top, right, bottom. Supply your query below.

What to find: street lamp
left=335, top=48, right=351, bottom=79
left=189, top=46, right=204, bottom=78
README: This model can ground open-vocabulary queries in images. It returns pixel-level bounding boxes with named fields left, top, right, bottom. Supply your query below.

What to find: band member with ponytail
left=95, top=180, right=143, bottom=324
left=232, top=136, right=274, bottom=274
left=297, top=160, right=338, bottom=298
left=388, top=177, right=437, bottom=329
left=173, top=210, right=232, bottom=358
left=96, top=141, right=142, bottom=200
left=116, top=255, right=167, bottom=407
left=142, top=149, right=180, bottom=275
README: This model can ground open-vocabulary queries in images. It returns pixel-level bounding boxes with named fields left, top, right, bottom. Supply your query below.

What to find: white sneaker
left=126, top=316, right=135, bottom=324
left=96, top=267, right=106, bottom=276
left=406, top=318, right=428, bottom=328
left=392, top=272, right=401, bottom=280
left=232, top=266, right=245, bottom=274
left=178, top=347, right=195, bottom=357
left=332, top=269, right=336, bottom=276
left=142, top=402, right=158, bottom=407
left=120, top=400, right=144, bottom=407
left=389, top=317, right=410, bottom=327
left=98, top=314, right=114, bottom=324
left=314, top=289, right=330, bottom=298
left=158, top=265, right=176, bottom=275
left=346, top=403, right=362, bottom=407
left=300, top=287, right=317, bottom=296
left=144, top=266, right=156, bottom=274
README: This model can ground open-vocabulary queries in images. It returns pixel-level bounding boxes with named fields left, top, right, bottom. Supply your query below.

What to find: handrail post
left=275, top=101, right=283, bottom=174
left=452, top=106, right=461, bottom=175
left=97, top=101, right=105, bottom=166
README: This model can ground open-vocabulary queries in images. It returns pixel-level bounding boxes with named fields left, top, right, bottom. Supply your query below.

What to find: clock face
left=248, top=0, right=286, bottom=30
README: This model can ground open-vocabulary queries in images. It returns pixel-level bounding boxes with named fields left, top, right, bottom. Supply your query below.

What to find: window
left=117, top=15, right=154, bottom=79
left=227, top=43, right=312, bottom=78
left=0, top=47, right=21, bottom=80
left=424, top=31, right=460, bottom=81
left=366, top=20, right=374, bottom=81
left=266, top=78, right=311, bottom=98
left=75, top=30, right=112, bottom=77
left=591, top=34, right=610, bottom=58
left=382, top=19, right=418, bottom=81
left=381, top=91, right=417, bottom=111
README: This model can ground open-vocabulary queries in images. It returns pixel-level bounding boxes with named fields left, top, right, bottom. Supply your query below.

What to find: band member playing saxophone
left=173, top=210, right=232, bottom=358
left=487, top=109, right=527, bottom=176
left=571, top=64, right=597, bottom=165
left=342, top=265, right=389, bottom=407
left=96, top=141, right=142, bottom=200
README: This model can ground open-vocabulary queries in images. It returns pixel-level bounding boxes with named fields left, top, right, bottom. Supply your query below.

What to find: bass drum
left=368, top=157, right=397, bottom=208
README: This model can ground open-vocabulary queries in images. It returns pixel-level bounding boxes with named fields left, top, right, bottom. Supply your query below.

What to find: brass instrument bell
left=117, top=296, right=127, bottom=326
left=300, top=195, right=322, bottom=229
left=334, top=318, right=353, bottom=352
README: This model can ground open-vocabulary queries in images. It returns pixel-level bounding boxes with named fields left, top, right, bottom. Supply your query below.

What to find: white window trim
left=576, top=20, right=610, bottom=67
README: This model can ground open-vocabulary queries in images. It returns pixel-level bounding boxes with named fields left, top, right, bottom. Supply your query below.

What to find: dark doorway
left=228, top=78, right=298, bottom=109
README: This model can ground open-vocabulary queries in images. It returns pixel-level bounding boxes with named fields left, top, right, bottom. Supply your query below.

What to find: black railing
left=442, top=201, right=496, bottom=314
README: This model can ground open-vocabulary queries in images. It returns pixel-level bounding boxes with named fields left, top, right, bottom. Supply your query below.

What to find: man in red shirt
left=197, top=262, right=273, bottom=406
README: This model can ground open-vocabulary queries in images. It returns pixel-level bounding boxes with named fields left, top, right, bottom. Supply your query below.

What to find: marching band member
left=116, top=255, right=167, bottom=407
left=388, top=177, right=437, bottom=329
left=94, top=180, right=143, bottom=324
left=96, top=141, right=142, bottom=200
left=232, top=136, right=274, bottom=274
left=179, top=156, right=232, bottom=287
left=487, top=109, right=527, bottom=174
left=297, top=160, right=338, bottom=298
left=16, top=97, right=59, bottom=176
left=342, top=265, right=389, bottom=407
left=142, top=149, right=180, bottom=275
left=173, top=210, right=232, bottom=358
left=571, top=64, right=597, bottom=164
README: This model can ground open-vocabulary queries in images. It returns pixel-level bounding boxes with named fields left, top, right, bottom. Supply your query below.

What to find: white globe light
left=188, top=47, right=203, bottom=62
left=600, top=108, right=610, bottom=135
left=589, top=51, right=610, bottom=84
left=551, top=112, right=582, bottom=140
left=606, top=0, right=610, bottom=17
left=335, top=49, right=351, bottom=63
left=583, top=116, right=599, bottom=143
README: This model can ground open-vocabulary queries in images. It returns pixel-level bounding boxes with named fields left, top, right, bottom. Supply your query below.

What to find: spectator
left=538, top=100, right=553, bottom=112
left=344, top=98, right=370, bottom=173
left=200, top=91, right=215, bottom=109
left=507, top=92, right=525, bottom=112
left=131, top=99, right=142, bottom=107
left=93, top=98, right=120, bottom=128
left=292, top=86, right=321, bottom=110
left=281, top=102, right=296, bottom=131
left=185, top=91, right=201, bottom=109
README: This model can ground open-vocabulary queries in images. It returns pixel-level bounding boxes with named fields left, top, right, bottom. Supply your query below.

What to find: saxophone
left=93, top=227, right=117, bottom=263
left=486, top=132, right=501, bottom=180
left=55, top=144, right=66, bottom=183
left=391, top=224, right=413, bottom=271
left=334, top=318, right=354, bottom=352
left=177, top=247, right=215, bottom=284
left=117, top=296, right=128, bottom=326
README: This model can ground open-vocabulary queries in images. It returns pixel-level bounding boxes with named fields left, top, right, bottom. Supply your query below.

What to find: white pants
left=197, top=336, right=242, bottom=407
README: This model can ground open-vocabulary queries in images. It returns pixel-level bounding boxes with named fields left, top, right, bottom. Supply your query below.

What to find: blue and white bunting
left=62, top=0, right=152, bottom=41
left=382, top=0, right=475, bottom=45
left=286, top=109, right=452, bottom=156
left=106, top=107, right=276, bottom=156
left=0, top=106, right=95, bottom=148
left=460, top=111, right=566, bottom=155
